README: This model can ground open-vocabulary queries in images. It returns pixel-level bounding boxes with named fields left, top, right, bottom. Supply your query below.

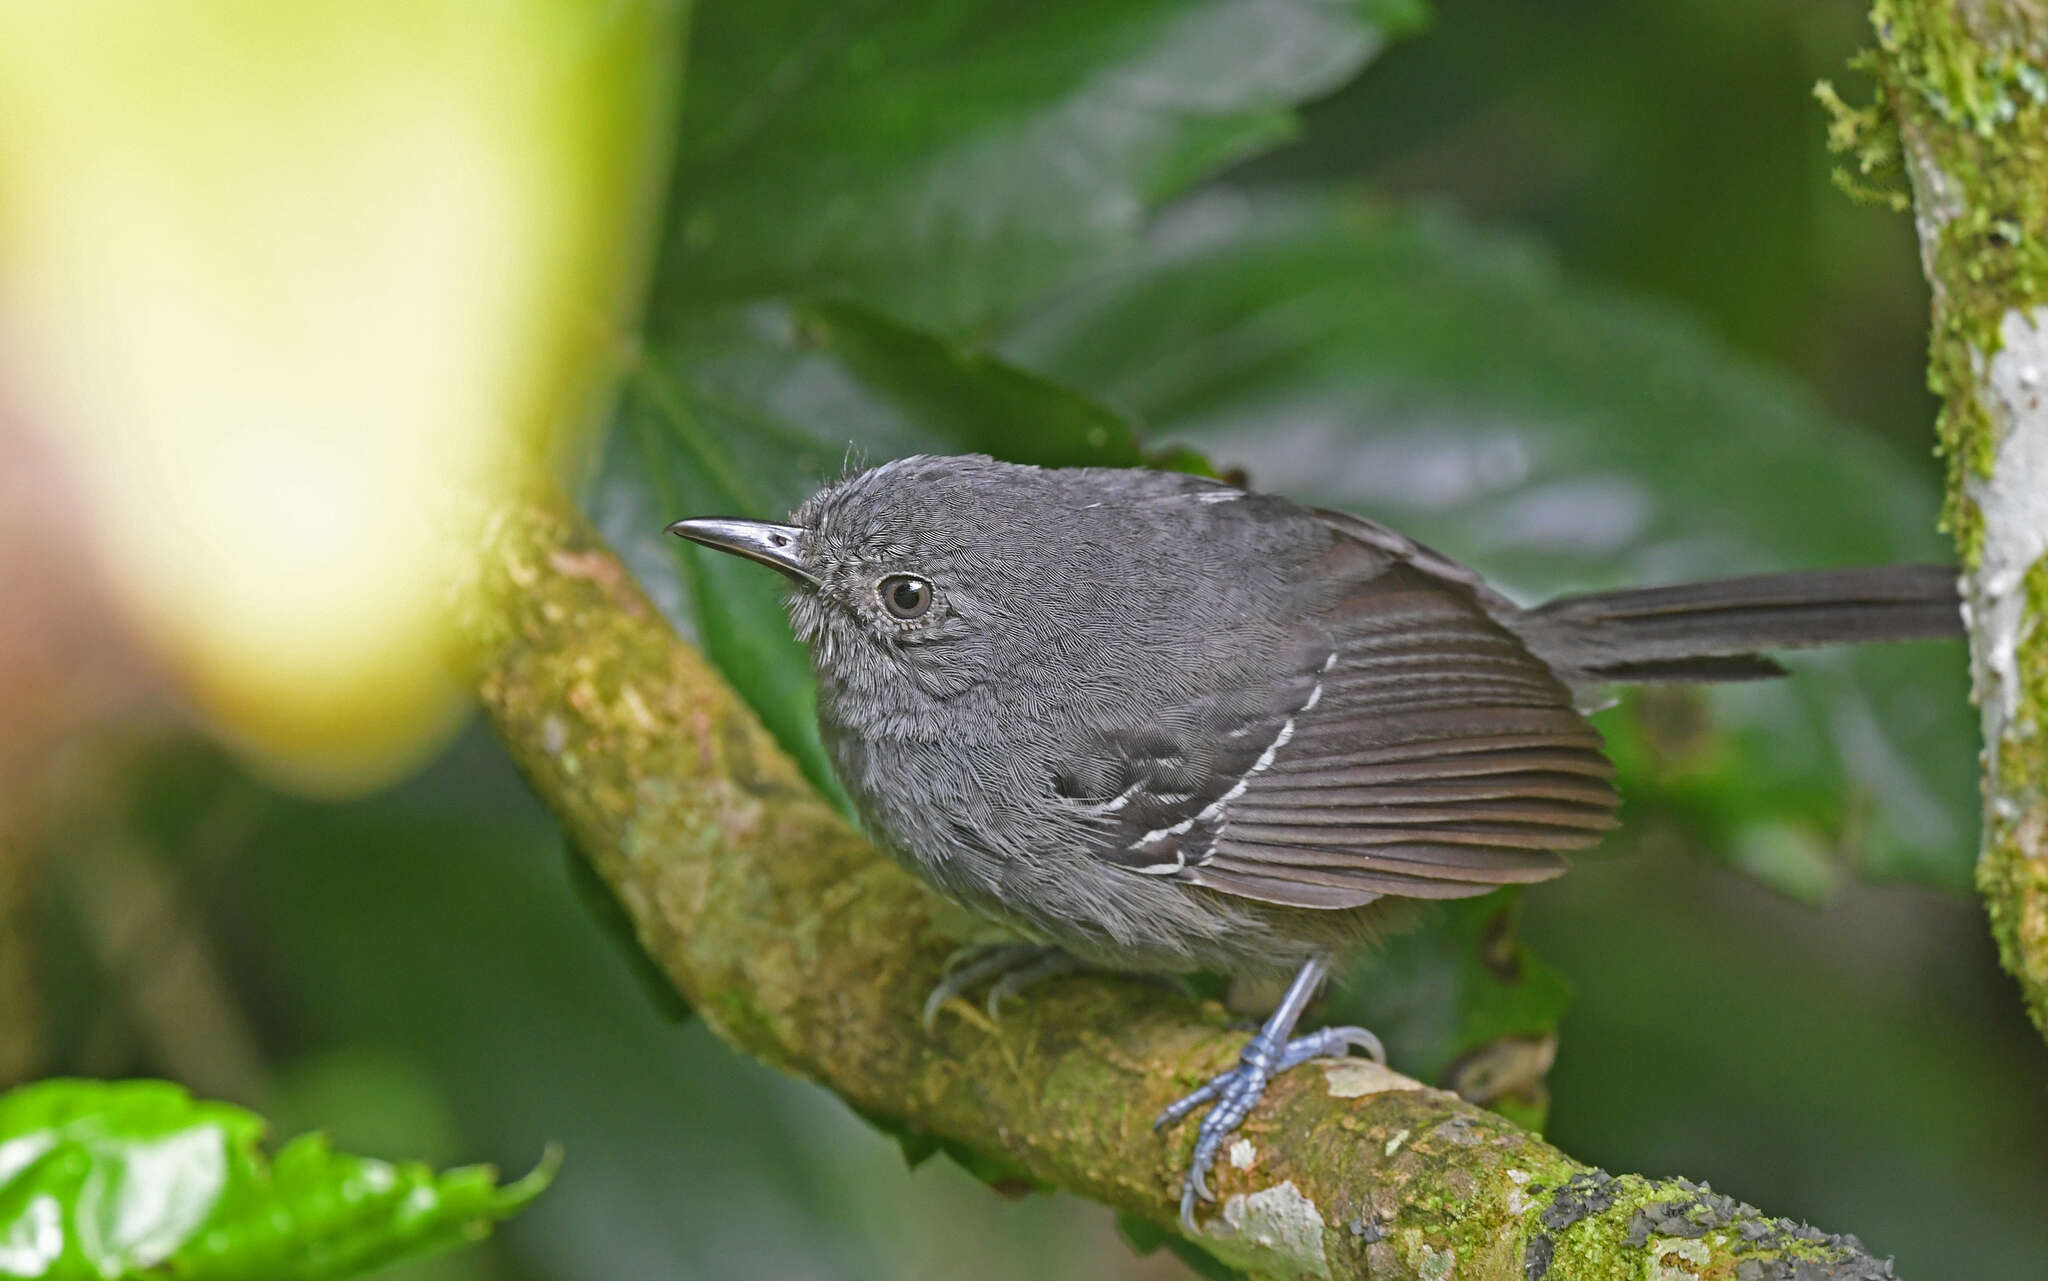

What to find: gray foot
left=1155, top=1023, right=1386, bottom=1233
left=920, top=943, right=1079, bottom=1030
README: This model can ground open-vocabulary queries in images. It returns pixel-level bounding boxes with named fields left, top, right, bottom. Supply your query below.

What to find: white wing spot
left=1193, top=489, right=1242, bottom=504
left=1247, top=718, right=1296, bottom=778
left=1197, top=775, right=1251, bottom=822
left=1133, top=814, right=1198, bottom=848
left=1126, top=652, right=1335, bottom=854
left=1093, top=780, right=1143, bottom=814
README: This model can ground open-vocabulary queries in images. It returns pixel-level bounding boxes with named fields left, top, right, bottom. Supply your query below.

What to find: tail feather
left=1518, top=564, right=1962, bottom=684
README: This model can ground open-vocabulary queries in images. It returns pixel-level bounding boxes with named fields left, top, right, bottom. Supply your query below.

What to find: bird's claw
left=1157, top=1024, right=1385, bottom=1234
left=920, top=943, right=1076, bottom=1031
left=983, top=949, right=1080, bottom=1018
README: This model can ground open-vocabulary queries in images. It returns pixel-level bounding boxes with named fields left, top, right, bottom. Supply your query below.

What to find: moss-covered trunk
left=1861, top=0, right=2048, bottom=1037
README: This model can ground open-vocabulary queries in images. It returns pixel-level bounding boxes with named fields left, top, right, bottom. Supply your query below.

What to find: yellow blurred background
left=0, top=0, right=679, bottom=793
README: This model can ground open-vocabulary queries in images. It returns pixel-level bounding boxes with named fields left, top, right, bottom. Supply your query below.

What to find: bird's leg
left=920, top=942, right=1079, bottom=1030
left=1154, top=956, right=1385, bottom=1233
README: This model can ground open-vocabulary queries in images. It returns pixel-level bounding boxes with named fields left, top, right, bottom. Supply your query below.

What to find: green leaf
left=598, top=300, right=1183, bottom=801
left=1001, top=191, right=1979, bottom=893
left=658, top=0, right=1427, bottom=331
left=0, top=1078, right=550, bottom=1281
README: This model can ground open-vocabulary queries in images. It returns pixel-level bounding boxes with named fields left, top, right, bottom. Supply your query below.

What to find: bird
left=666, top=453, right=1962, bottom=1231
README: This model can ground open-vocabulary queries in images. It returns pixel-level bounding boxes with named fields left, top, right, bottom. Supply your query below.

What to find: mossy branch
left=456, top=491, right=1896, bottom=1281
left=1864, top=0, right=2048, bottom=1038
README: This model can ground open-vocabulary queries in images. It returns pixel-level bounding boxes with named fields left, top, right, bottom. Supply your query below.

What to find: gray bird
left=668, top=454, right=1960, bottom=1230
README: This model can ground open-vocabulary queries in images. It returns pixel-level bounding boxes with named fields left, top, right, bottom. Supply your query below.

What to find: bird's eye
left=878, top=574, right=933, bottom=620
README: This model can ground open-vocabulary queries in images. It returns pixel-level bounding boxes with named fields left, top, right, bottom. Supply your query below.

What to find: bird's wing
left=1080, top=553, right=1617, bottom=911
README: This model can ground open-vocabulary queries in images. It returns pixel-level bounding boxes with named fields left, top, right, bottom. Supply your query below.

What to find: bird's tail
left=1516, top=564, right=1963, bottom=684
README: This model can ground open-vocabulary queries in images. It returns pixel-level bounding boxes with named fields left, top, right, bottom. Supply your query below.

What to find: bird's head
left=669, top=454, right=1273, bottom=715
left=670, top=456, right=1064, bottom=705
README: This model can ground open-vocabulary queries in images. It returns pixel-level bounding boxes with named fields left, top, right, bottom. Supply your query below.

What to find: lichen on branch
left=455, top=490, right=1897, bottom=1280
left=1862, top=0, right=2048, bottom=1037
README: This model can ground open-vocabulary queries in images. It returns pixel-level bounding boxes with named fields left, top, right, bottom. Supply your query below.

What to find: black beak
left=665, top=517, right=820, bottom=588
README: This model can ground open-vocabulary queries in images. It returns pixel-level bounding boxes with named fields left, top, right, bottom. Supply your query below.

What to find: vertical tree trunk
left=1867, top=1, right=2048, bottom=1035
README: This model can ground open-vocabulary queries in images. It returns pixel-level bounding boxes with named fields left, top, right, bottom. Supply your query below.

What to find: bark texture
left=457, top=491, right=1897, bottom=1280
left=1862, top=0, right=2048, bottom=1037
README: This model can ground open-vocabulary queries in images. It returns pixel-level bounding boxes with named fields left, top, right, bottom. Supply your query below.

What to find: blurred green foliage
left=657, top=0, right=1427, bottom=330
left=0, top=1079, right=547, bottom=1280
left=25, top=0, right=2048, bottom=1279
